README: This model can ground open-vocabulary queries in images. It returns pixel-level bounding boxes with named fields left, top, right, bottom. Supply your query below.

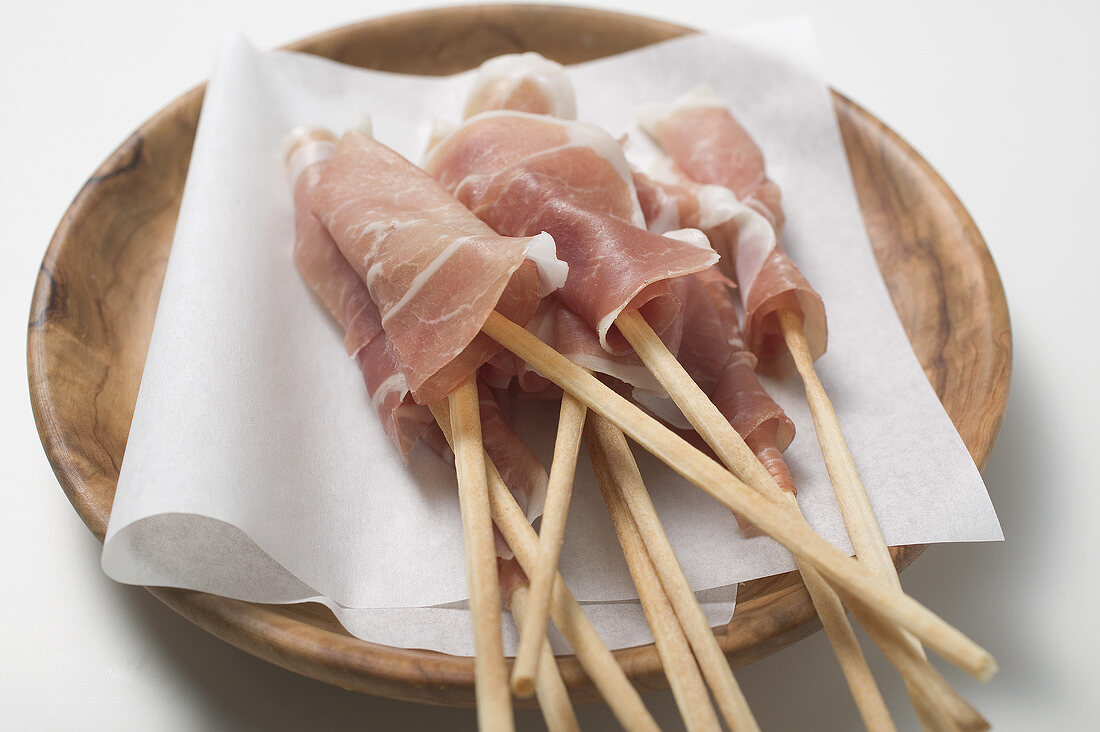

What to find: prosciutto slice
left=639, top=87, right=826, bottom=369
left=478, top=379, right=549, bottom=517
left=424, top=381, right=548, bottom=559
left=312, top=130, right=564, bottom=404
left=633, top=167, right=774, bottom=278
left=457, top=63, right=664, bottom=401
left=288, top=132, right=433, bottom=460
left=464, top=52, right=577, bottom=120
left=678, top=269, right=796, bottom=494
left=423, top=111, right=717, bottom=354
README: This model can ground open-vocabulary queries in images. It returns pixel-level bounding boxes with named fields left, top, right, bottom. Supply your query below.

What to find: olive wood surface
left=27, top=4, right=1011, bottom=707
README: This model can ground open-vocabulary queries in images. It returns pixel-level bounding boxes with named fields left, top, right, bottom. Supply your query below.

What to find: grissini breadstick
left=616, top=275, right=897, bottom=730
left=617, top=307, right=904, bottom=728
left=587, top=428, right=724, bottom=732
left=480, top=310, right=997, bottom=682
left=588, top=414, right=762, bottom=731
left=443, top=378, right=514, bottom=732
left=779, top=310, right=988, bottom=732
left=508, top=582, right=582, bottom=732
left=430, top=403, right=660, bottom=732
left=511, top=392, right=587, bottom=697
left=617, top=307, right=990, bottom=729
left=845, top=594, right=990, bottom=731
left=637, top=90, right=985, bottom=728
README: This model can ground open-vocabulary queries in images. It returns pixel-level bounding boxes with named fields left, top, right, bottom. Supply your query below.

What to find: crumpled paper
left=102, top=18, right=1002, bottom=656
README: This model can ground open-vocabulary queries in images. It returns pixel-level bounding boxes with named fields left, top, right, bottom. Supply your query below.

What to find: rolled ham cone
left=463, top=52, right=577, bottom=120
left=638, top=87, right=826, bottom=372
left=289, top=129, right=558, bottom=508
left=423, top=112, right=718, bottom=357
left=289, top=128, right=551, bottom=583
left=632, top=161, right=797, bottom=495
left=311, top=129, right=566, bottom=405
left=287, top=129, right=434, bottom=461
left=677, top=269, right=796, bottom=504
left=447, top=61, right=702, bottom=418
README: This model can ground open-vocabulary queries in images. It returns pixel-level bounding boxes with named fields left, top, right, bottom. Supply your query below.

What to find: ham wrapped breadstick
left=639, top=87, right=826, bottom=370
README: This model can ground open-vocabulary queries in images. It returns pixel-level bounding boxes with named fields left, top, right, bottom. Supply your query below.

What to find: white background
left=1, top=1, right=1097, bottom=729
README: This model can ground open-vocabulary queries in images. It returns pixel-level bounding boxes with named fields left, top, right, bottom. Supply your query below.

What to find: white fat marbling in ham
left=423, top=111, right=717, bottom=355
left=638, top=88, right=826, bottom=368
left=677, top=268, right=796, bottom=494
left=464, top=52, right=577, bottom=120
left=287, top=132, right=433, bottom=460
left=311, top=129, right=565, bottom=404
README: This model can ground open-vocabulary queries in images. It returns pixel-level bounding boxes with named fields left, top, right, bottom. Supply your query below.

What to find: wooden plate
left=27, top=4, right=1011, bottom=707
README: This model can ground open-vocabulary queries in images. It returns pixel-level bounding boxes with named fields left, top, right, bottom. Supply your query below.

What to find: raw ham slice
left=458, top=62, right=660, bottom=399
left=287, top=131, right=433, bottom=460
left=464, top=52, right=577, bottom=120
left=478, top=379, right=549, bottom=519
left=454, top=63, right=694, bottom=415
left=639, top=87, right=826, bottom=369
left=424, top=381, right=548, bottom=559
left=289, top=133, right=380, bottom=357
left=312, top=130, right=565, bottom=404
left=449, top=62, right=694, bottom=424
left=423, top=111, right=718, bottom=354
left=633, top=167, right=774, bottom=281
left=637, top=87, right=783, bottom=228
left=678, top=269, right=796, bottom=494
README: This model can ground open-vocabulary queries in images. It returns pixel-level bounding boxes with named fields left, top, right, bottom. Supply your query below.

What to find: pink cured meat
left=478, top=379, right=548, bottom=518
left=633, top=170, right=701, bottom=238
left=290, top=142, right=433, bottom=461
left=463, top=52, right=577, bottom=120
left=653, top=107, right=783, bottom=229
left=427, top=381, right=549, bottom=559
left=633, top=169, right=767, bottom=273
left=456, top=63, right=688, bottom=403
left=423, top=113, right=718, bottom=354
left=293, top=151, right=380, bottom=357
left=680, top=269, right=796, bottom=494
left=312, top=130, right=550, bottom=404
left=642, top=94, right=827, bottom=368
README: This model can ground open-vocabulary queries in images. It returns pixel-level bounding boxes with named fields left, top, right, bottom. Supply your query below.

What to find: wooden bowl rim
left=28, top=3, right=1010, bottom=702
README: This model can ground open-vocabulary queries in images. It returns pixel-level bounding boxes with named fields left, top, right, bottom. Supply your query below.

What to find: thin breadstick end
left=777, top=310, right=999, bottom=685
left=620, top=309, right=991, bottom=721
left=511, top=586, right=582, bottom=732
left=430, top=401, right=660, bottom=732
left=481, top=310, right=995, bottom=681
left=511, top=392, right=587, bottom=699
left=777, top=309, right=897, bottom=580
left=587, top=429, right=723, bottom=732
left=510, top=672, right=534, bottom=699
left=850, top=599, right=990, bottom=731
left=446, top=379, right=514, bottom=732
left=587, top=415, right=759, bottom=732
left=618, top=308, right=897, bottom=727
left=494, top=482, right=659, bottom=732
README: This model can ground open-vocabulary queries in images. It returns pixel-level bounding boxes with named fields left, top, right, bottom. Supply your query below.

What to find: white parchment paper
left=102, top=19, right=1002, bottom=656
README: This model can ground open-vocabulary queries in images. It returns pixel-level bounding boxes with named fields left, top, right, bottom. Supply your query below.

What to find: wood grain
left=27, top=4, right=1011, bottom=706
